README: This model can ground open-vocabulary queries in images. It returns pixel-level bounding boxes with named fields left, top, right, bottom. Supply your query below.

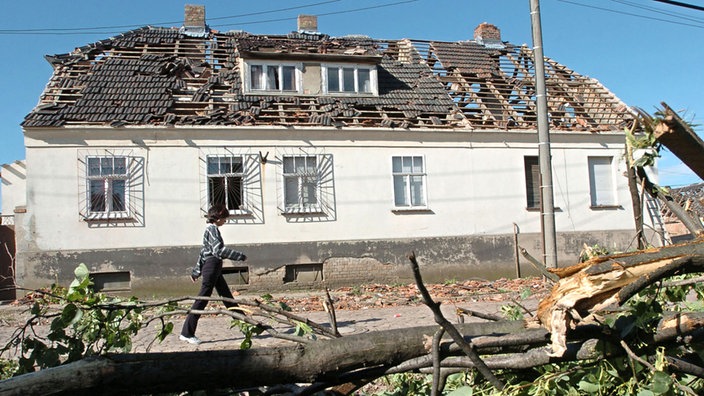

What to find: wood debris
left=536, top=241, right=704, bottom=356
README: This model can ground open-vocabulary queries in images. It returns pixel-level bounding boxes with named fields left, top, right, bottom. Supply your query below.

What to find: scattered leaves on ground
left=278, top=277, right=551, bottom=312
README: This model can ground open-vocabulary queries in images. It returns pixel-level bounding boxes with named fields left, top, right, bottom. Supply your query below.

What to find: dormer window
left=245, top=61, right=302, bottom=94
left=322, top=64, right=377, bottom=95
left=243, top=60, right=377, bottom=96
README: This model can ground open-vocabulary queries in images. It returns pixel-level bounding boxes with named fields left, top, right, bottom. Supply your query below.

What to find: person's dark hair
left=206, top=204, right=230, bottom=223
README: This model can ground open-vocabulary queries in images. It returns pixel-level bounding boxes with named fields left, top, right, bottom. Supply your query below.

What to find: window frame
left=206, top=155, right=248, bottom=216
left=282, top=155, right=321, bottom=213
left=85, top=155, right=130, bottom=219
left=392, top=155, right=428, bottom=210
left=244, top=60, right=302, bottom=94
left=524, top=156, right=541, bottom=210
left=588, top=156, right=618, bottom=208
left=200, top=150, right=263, bottom=223
left=321, top=63, right=378, bottom=96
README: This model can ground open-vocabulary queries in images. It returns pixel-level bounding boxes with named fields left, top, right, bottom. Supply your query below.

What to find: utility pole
left=529, top=0, right=558, bottom=268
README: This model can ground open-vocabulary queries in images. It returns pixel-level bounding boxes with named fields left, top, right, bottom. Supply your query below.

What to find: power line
left=0, top=0, right=417, bottom=36
left=198, top=0, right=342, bottom=21
left=612, top=0, right=704, bottom=24
left=0, top=0, right=341, bottom=34
left=210, top=0, right=418, bottom=29
left=654, top=0, right=704, bottom=12
left=557, top=0, right=704, bottom=28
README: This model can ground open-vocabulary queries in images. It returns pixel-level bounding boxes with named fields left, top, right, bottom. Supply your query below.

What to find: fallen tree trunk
left=0, top=321, right=526, bottom=396
left=653, top=101, right=704, bottom=183
left=4, top=310, right=704, bottom=396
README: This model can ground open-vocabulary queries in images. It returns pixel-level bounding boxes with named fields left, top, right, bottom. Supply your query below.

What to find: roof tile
left=23, top=26, right=632, bottom=132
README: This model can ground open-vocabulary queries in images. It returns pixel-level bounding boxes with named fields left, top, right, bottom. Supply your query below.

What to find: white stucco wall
left=1, top=160, right=26, bottom=217
left=21, top=126, right=642, bottom=253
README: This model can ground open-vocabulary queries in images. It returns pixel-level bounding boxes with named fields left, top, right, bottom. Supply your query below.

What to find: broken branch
left=408, top=251, right=505, bottom=391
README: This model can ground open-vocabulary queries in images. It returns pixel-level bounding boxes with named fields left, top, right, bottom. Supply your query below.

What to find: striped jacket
left=191, top=223, right=246, bottom=278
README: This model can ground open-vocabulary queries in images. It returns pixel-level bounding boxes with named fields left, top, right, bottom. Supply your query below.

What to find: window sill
left=392, top=207, right=434, bottom=214
left=323, top=92, right=378, bottom=97
left=589, top=205, right=623, bottom=210
left=83, top=213, right=134, bottom=222
left=526, top=207, right=562, bottom=212
left=282, top=207, right=326, bottom=216
left=229, top=209, right=254, bottom=218
left=245, top=90, right=301, bottom=96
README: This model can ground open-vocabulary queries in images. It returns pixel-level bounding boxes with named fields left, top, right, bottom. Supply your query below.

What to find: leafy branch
left=0, top=263, right=338, bottom=379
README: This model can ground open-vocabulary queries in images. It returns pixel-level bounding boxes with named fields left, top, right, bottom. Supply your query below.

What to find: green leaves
left=67, top=263, right=92, bottom=302
left=60, top=303, right=83, bottom=327
left=376, top=373, right=431, bottom=396
left=648, top=371, right=673, bottom=395
left=577, top=374, right=601, bottom=393
left=231, top=320, right=264, bottom=350
left=444, top=386, right=473, bottom=396
left=0, top=358, right=19, bottom=380
left=260, top=293, right=292, bottom=311
left=4, top=263, right=173, bottom=377
left=156, top=322, right=174, bottom=342
left=500, top=303, right=524, bottom=321
left=293, top=321, right=313, bottom=338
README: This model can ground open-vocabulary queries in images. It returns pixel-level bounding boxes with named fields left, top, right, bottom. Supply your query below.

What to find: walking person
left=180, top=204, right=247, bottom=345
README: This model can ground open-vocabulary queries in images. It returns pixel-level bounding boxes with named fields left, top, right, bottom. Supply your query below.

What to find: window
left=524, top=156, right=540, bottom=210
left=393, top=156, right=427, bottom=208
left=207, top=156, right=244, bottom=212
left=199, top=150, right=263, bottom=223
left=588, top=156, right=616, bottom=207
left=79, top=150, right=144, bottom=225
left=323, top=64, right=376, bottom=95
left=284, top=263, right=323, bottom=283
left=283, top=155, right=320, bottom=211
left=90, top=271, right=131, bottom=292
left=276, top=151, right=336, bottom=220
left=222, top=266, right=249, bottom=285
left=87, top=156, right=128, bottom=216
left=247, top=62, right=300, bottom=93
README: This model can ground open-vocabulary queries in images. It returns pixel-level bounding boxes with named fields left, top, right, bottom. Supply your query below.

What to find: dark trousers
left=181, top=257, right=238, bottom=337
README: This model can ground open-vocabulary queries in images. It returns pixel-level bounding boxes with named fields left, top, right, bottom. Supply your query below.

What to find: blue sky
left=1, top=0, right=703, bottom=190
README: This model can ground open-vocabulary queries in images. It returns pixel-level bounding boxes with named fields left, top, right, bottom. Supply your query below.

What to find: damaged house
left=662, top=183, right=704, bottom=243
left=6, top=6, right=664, bottom=295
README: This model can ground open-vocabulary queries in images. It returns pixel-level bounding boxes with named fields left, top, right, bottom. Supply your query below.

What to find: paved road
left=0, top=290, right=543, bottom=356
left=130, top=298, right=540, bottom=353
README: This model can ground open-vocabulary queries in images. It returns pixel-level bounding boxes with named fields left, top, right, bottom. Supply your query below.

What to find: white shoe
left=179, top=335, right=202, bottom=345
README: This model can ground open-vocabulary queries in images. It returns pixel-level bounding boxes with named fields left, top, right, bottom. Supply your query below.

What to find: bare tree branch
left=408, top=251, right=505, bottom=391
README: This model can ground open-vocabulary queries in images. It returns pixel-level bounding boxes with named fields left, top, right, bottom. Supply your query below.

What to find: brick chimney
left=181, top=5, right=208, bottom=37
left=297, top=14, right=318, bottom=32
left=185, top=5, right=206, bottom=28
left=474, top=22, right=501, bottom=42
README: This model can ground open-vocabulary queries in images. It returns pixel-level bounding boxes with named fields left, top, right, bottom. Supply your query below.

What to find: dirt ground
left=0, top=277, right=550, bottom=355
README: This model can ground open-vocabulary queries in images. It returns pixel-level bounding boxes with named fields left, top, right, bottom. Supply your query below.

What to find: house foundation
left=14, top=229, right=638, bottom=298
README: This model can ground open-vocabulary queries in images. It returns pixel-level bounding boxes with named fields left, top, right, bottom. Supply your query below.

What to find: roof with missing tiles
left=663, top=183, right=704, bottom=221
left=22, top=24, right=634, bottom=132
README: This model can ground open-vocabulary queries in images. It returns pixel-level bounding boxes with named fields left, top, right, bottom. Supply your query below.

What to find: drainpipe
left=529, top=0, right=558, bottom=268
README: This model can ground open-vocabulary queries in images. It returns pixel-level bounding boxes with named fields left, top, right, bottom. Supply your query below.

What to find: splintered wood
left=536, top=249, right=691, bottom=357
